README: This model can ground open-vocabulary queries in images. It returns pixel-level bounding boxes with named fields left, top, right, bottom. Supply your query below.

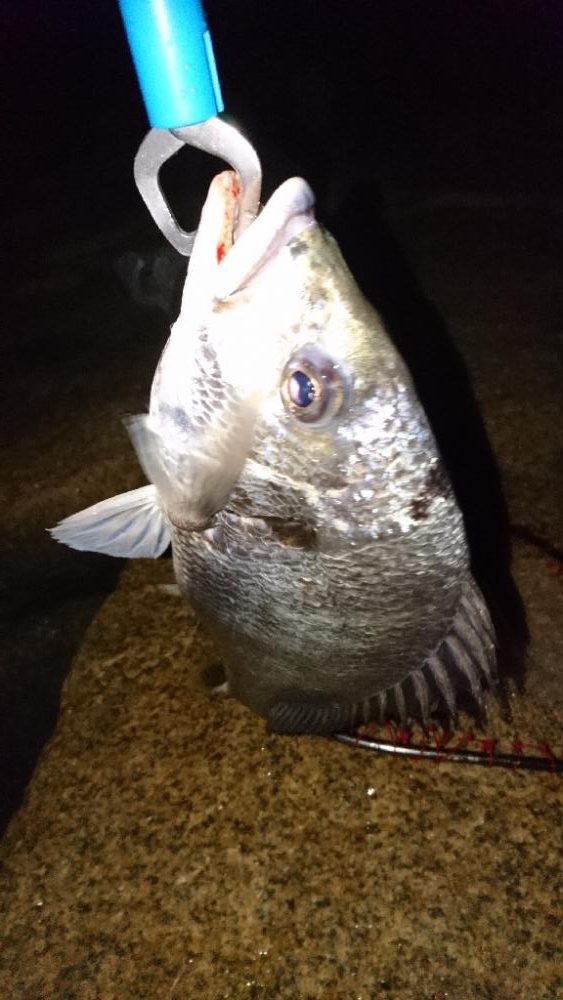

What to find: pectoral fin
left=49, top=484, right=170, bottom=559
left=127, top=409, right=257, bottom=530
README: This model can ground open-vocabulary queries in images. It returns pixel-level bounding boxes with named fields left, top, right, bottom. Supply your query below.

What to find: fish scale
left=171, top=500, right=476, bottom=722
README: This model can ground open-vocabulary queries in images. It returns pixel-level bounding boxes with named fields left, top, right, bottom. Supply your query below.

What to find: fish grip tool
left=118, top=0, right=262, bottom=255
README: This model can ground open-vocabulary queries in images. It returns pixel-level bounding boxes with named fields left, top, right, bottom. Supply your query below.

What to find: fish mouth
left=214, top=175, right=316, bottom=298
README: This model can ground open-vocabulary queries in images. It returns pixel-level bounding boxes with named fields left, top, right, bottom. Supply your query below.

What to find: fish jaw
left=169, top=171, right=316, bottom=329
left=151, top=173, right=318, bottom=411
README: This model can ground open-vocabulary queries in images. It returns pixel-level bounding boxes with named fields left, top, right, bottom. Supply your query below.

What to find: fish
left=51, top=170, right=497, bottom=735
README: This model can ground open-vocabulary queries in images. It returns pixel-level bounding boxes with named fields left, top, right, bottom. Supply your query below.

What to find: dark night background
left=1, top=1, right=562, bottom=832
left=3, top=1, right=562, bottom=268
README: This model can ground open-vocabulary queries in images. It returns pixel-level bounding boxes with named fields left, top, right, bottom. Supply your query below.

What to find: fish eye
left=280, top=346, right=346, bottom=424
left=288, top=370, right=317, bottom=408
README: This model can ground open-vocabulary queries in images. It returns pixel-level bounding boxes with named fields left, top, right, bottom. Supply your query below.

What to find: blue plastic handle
left=118, top=0, right=224, bottom=128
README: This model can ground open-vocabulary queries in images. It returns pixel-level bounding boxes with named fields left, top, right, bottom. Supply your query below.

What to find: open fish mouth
left=210, top=173, right=316, bottom=298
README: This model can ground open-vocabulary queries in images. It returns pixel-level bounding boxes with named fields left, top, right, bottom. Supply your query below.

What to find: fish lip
left=214, top=177, right=316, bottom=298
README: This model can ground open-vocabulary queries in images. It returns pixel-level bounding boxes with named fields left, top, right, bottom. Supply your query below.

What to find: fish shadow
left=327, top=183, right=528, bottom=694
left=0, top=540, right=121, bottom=837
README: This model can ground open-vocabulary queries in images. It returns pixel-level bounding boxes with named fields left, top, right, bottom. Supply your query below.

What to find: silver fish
left=52, top=170, right=496, bottom=734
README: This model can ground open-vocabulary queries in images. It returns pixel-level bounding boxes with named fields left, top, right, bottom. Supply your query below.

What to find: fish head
left=144, top=169, right=453, bottom=544
left=51, top=169, right=462, bottom=570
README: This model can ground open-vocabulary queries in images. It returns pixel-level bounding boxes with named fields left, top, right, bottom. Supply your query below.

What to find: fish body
left=52, top=172, right=496, bottom=734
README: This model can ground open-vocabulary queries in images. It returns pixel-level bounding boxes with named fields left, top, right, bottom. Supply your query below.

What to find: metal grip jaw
left=118, top=0, right=262, bottom=256
left=133, top=117, right=262, bottom=256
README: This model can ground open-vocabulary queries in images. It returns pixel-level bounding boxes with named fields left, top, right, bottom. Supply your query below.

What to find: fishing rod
left=334, top=732, right=563, bottom=772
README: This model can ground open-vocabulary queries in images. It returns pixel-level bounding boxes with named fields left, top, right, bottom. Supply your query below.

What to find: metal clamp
left=133, top=117, right=262, bottom=256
